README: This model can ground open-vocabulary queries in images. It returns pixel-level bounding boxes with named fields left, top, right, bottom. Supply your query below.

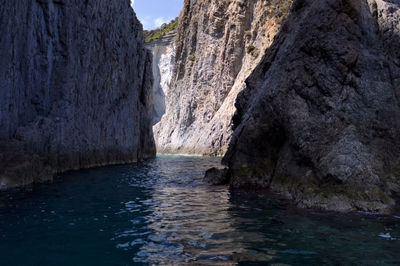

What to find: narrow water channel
left=0, top=156, right=399, bottom=265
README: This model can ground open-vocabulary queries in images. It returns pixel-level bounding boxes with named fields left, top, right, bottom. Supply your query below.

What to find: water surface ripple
left=0, top=156, right=400, bottom=265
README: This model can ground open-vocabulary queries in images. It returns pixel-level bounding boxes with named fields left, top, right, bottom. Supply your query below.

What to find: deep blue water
left=0, top=156, right=400, bottom=265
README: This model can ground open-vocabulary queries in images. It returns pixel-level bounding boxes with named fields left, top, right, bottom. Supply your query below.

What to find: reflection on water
left=132, top=186, right=239, bottom=264
left=0, top=156, right=399, bottom=265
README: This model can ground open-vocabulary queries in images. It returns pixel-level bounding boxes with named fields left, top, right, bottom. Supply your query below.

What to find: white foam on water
left=379, top=232, right=391, bottom=239
left=379, top=233, right=397, bottom=240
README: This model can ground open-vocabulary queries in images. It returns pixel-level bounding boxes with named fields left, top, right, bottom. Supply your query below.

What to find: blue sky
left=131, top=0, right=184, bottom=30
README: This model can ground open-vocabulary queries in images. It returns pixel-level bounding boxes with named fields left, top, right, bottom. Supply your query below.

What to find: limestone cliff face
left=146, top=31, right=177, bottom=125
left=154, top=0, right=292, bottom=155
left=222, top=0, right=400, bottom=213
left=0, top=0, right=155, bottom=189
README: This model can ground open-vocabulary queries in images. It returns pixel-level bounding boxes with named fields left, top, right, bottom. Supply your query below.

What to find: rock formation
left=146, top=31, right=177, bottom=125
left=154, top=0, right=293, bottom=155
left=221, top=0, right=400, bottom=213
left=0, top=0, right=155, bottom=189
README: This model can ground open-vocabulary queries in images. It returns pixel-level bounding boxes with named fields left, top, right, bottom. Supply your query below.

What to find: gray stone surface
left=223, top=0, right=400, bottom=213
left=154, top=0, right=293, bottom=156
left=0, top=0, right=155, bottom=189
left=146, top=31, right=176, bottom=125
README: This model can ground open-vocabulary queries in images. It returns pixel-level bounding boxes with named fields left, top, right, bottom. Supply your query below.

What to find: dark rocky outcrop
left=0, top=0, right=155, bottom=189
left=204, top=167, right=229, bottom=186
left=222, top=0, right=400, bottom=213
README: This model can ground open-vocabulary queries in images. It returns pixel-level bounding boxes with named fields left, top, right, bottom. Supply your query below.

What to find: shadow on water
left=0, top=156, right=399, bottom=265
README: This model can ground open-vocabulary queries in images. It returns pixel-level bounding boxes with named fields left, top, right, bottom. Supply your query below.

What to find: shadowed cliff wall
left=0, top=0, right=155, bottom=189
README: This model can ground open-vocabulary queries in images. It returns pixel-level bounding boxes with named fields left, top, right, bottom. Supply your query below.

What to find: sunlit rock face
left=154, top=0, right=293, bottom=156
left=0, top=0, right=155, bottom=189
left=146, top=31, right=177, bottom=125
left=223, top=0, right=400, bottom=213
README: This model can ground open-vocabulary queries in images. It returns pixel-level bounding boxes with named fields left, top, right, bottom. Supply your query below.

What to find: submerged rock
left=0, top=0, right=155, bottom=189
left=222, top=0, right=400, bottom=213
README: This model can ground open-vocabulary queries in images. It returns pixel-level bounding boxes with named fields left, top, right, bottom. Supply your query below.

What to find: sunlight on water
left=0, top=156, right=399, bottom=265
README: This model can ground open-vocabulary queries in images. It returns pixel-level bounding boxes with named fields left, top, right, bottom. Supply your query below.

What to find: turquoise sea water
left=0, top=156, right=399, bottom=265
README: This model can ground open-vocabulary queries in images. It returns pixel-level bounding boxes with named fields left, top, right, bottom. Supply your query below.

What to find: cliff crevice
left=155, top=0, right=293, bottom=155
left=146, top=29, right=177, bottom=125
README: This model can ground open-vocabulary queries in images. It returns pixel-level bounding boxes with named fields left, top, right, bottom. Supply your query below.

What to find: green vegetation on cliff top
left=144, top=19, right=178, bottom=43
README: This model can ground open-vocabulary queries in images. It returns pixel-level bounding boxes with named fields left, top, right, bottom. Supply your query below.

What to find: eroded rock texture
left=154, top=0, right=292, bottom=155
left=0, top=0, right=155, bottom=189
left=146, top=31, right=177, bottom=125
left=222, top=0, right=400, bottom=213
